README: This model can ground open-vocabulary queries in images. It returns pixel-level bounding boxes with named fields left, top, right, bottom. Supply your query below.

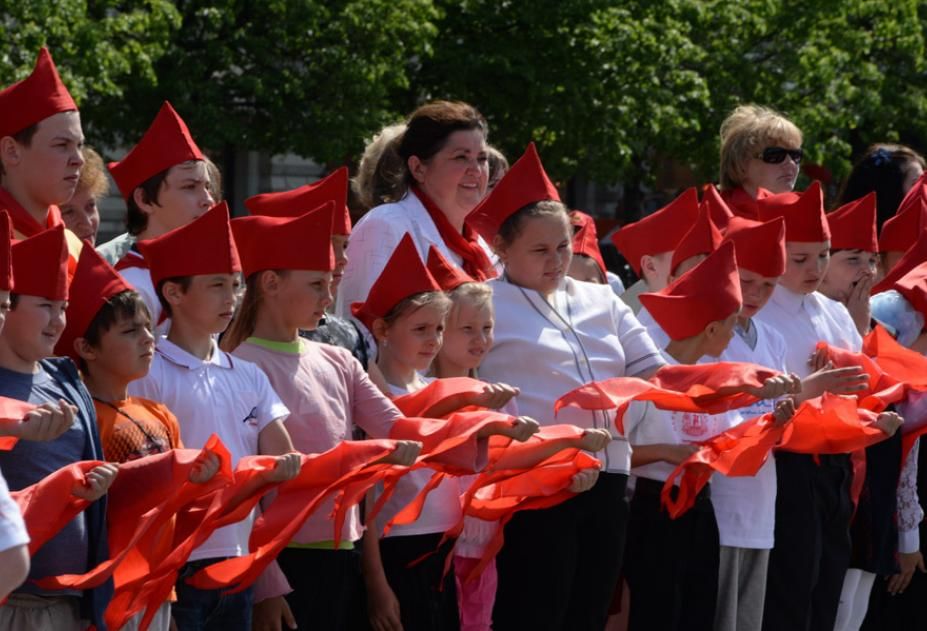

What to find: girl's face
left=497, top=213, right=572, bottom=296
left=779, top=241, right=830, bottom=294
left=379, top=303, right=447, bottom=373
left=818, top=249, right=878, bottom=304
left=331, top=235, right=348, bottom=294
left=438, top=298, right=494, bottom=374
left=275, top=269, right=333, bottom=331
left=410, top=129, right=489, bottom=220
left=738, top=268, right=779, bottom=319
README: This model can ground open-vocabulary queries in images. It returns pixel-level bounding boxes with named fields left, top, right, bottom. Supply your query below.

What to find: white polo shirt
left=635, top=306, right=670, bottom=350
left=710, top=318, right=787, bottom=549
left=117, top=256, right=170, bottom=336
left=479, top=276, right=665, bottom=474
left=128, top=337, right=289, bottom=561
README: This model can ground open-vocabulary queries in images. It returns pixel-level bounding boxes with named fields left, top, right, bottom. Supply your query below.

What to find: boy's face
left=82, top=311, right=154, bottom=382
left=2, top=295, right=67, bottom=362
left=780, top=241, right=830, bottom=295
left=138, top=161, right=214, bottom=237
left=4, top=111, right=85, bottom=207
left=739, top=268, right=778, bottom=319
left=168, top=274, right=240, bottom=335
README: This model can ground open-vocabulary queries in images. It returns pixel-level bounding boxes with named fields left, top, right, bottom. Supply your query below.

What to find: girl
left=469, top=143, right=666, bottom=631
left=219, top=207, right=422, bottom=631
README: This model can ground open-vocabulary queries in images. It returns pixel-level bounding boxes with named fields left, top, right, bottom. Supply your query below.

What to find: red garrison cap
left=670, top=206, right=724, bottom=274
left=879, top=196, right=927, bottom=254
left=245, top=167, right=352, bottom=235
left=639, top=241, right=742, bottom=341
left=611, top=188, right=700, bottom=276
left=827, top=192, right=878, bottom=252
left=11, top=224, right=68, bottom=300
left=701, top=185, right=735, bottom=231
left=427, top=246, right=475, bottom=291
left=231, top=202, right=335, bottom=277
left=722, top=217, right=786, bottom=278
left=0, top=48, right=77, bottom=138
left=757, top=181, right=830, bottom=243
left=569, top=211, right=607, bottom=279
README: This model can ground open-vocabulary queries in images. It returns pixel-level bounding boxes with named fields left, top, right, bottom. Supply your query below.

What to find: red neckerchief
left=115, top=249, right=149, bottom=271
left=0, top=186, right=61, bottom=237
left=413, top=187, right=496, bottom=281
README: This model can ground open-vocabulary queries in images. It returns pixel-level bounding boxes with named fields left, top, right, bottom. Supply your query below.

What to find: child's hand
left=498, top=416, right=540, bottom=442
left=772, top=398, right=797, bottom=427
left=847, top=274, right=874, bottom=336
left=383, top=440, right=422, bottom=466
left=749, top=373, right=802, bottom=400
left=252, top=595, right=297, bottom=631
left=875, top=411, right=903, bottom=437
left=568, top=468, right=599, bottom=493
left=263, top=453, right=302, bottom=483
left=188, top=450, right=221, bottom=484
left=15, top=400, right=75, bottom=441
left=472, top=383, right=520, bottom=410
left=367, top=577, right=403, bottom=631
left=578, top=428, right=612, bottom=452
left=73, top=463, right=119, bottom=501
left=662, top=444, right=699, bottom=465
left=800, top=364, right=869, bottom=400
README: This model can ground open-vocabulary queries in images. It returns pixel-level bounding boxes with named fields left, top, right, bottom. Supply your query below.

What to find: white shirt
left=709, top=318, right=787, bottom=549
left=635, top=306, right=669, bottom=350
left=0, top=469, right=27, bottom=553
left=756, top=285, right=862, bottom=377
left=479, top=276, right=665, bottom=473
left=128, top=337, right=289, bottom=560
left=117, top=256, right=171, bottom=337
left=337, top=192, right=494, bottom=317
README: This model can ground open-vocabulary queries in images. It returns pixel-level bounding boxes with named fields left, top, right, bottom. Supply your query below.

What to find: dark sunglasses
left=757, top=146, right=803, bottom=164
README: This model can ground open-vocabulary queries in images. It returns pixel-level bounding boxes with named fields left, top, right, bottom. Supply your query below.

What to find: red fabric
left=827, top=192, right=878, bottom=252
left=555, top=361, right=776, bottom=434
left=0, top=48, right=77, bottom=138
left=757, top=181, right=830, bottom=242
left=778, top=394, right=886, bottom=454
left=569, top=211, right=607, bottom=278
left=468, top=143, right=560, bottom=244
left=11, top=460, right=100, bottom=554
left=883, top=260, right=927, bottom=322
left=722, top=216, right=787, bottom=278
left=11, top=224, right=68, bottom=300
left=611, top=188, right=700, bottom=275
left=427, top=245, right=476, bottom=291
left=415, top=187, right=496, bottom=281
left=245, top=166, right=352, bottom=235
left=391, top=377, right=489, bottom=417
left=720, top=187, right=772, bottom=221
left=107, top=102, right=205, bottom=200
left=878, top=197, right=927, bottom=255
left=873, top=232, right=927, bottom=295
left=350, top=232, right=442, bottom=330
left=186, top=440, right=399, bottom=593
left=862, top=326, right=927, bottom=391
left=640, top=241, right=742, bottom=341
left=0, top=186, right=62, bottom=239
left=114, top=250, right=148, bottom=272
left=138, top=201, right=241, bottom=287
left=670, top=206, right=724, bottom=274
left=56, top=245, right=135, bottom=361
left=0, top=210, right=12, bottom=291
left=0, top=397, right=38, bottom=451
left=231, top=202, right=335, bottom=276
left=701, top=185, right=735, bottom=231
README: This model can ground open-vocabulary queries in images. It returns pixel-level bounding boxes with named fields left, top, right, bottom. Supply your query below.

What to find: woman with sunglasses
left=717, top=104, right=804, bottom=219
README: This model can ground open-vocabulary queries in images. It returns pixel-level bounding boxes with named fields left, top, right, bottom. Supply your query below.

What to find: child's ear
left=132, top=187, right=154, bottom=215
left=73, top=337, right=96, bottom=362
left=0, top=136, right=22, bottom=170
left=492, top=234, right=507, bottom=261
left=162, top=280, right=185, bottom=308
left=259, top=270, right=280, bottom=296
left=372, top=318, right=389, bottom=344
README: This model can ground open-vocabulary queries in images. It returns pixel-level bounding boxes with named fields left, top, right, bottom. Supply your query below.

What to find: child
left=126, top=202, right=300, bottom=630
left=878, top=188, right=927, bottom=277
left=107, top=101, right=215, bottom=330
left=0, top=48, right=85, bottom=263
left=0, top=224, right=118, bottom=630
left=567, top=211, right=607, bottom=284
left=468, top=144, right=665, bottom=631
left=58, top=244, right=223, bottom=630
left=60, top=146, right=107, bottom=245
left=219, top=205, right=421, bottom=630
left=610, top=187, right=700, bottom=313
left=354, top=232, right=538, bottom=631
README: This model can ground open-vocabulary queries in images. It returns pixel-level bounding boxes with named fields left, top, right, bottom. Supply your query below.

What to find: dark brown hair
left=155, top=276, right=193, bottom=317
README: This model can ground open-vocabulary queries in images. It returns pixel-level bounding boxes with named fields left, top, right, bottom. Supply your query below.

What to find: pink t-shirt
left=233, top=337, right=399, bottom=545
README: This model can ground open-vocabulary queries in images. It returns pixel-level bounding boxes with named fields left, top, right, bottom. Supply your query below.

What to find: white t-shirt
left=128, top=337, right=289, bottom=560
left=479, top=276, right=665, bottom=474
left=635, top=306, right=670, bottom=350
left=117, top=255, right=171, bottom=337
left=709, top=318, right=786, bottom=549
left=0, top=469, right=28, bottom=553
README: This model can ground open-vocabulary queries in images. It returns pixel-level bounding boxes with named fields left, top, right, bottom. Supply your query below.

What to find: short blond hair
left=449, top=281, right=493, bottom=312
left=719, top=105, right=803, bottom=190
left=77, top=146, right=110, bottom=199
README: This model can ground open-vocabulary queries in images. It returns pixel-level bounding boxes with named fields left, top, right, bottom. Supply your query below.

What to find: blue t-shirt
left=0, top=358, right=111, bottom=628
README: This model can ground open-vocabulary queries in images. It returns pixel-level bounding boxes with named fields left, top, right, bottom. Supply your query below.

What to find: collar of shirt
left=155, top=336, right=232, bottom=370
left=769, top=283, right=815, bottom=315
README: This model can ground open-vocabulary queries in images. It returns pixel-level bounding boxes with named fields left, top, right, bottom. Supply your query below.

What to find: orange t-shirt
left=94, top=397, right=182, bottom=463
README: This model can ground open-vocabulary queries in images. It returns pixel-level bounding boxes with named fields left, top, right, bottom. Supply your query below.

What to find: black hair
left=126, top=167, right=171, bottom=236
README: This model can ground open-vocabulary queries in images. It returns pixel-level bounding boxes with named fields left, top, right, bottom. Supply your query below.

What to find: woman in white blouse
left=470, top=144, right=665, bottom=631
left=338, top=101, right=497, bottom=317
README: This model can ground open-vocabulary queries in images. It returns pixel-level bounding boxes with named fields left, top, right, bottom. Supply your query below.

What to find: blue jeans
left=173, top=558, right=253, bottom=631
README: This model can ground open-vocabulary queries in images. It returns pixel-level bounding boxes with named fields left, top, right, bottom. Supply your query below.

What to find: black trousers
left=624, top=478, right=719, bottom=631
left=277, top=546, right=363, bottom=631
left=492, top=472, right=629, bottom=631
left=762, top=452, right=853, bottom=631
left=379, top=533, right=459, bottom=631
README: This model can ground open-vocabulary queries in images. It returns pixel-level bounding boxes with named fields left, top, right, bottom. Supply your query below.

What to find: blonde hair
left=77, top=147, right=110, bottom=199
left=719, top=104, right=803, bottom=190
left=449, top=281, right=493, bottom=312
left=375, top=290, right=451, bottom=344
left=487, top=146, right=509, bottom=189
left=353, top=122, right=407, bottom=211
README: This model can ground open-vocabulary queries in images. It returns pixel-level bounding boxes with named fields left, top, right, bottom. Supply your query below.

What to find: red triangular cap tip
left=232, top=202, right=336, bottom=277
left=722, top=216, right=786, bottom=278
left=11, top=224, right=69, bottom=301
left=570, top=211, right=607, bottom=279
left=879, top=197, right=927, bottom=254
left=827, top=192, right=877, bottom=253
left=426, top=246, right=475, bottom=291
left=0, top=48, right=78, bottom=139
left=611, top=188, right=700, bottom=276
left=670, top=206, right=724, bottom=274
left=245, top=167, right=352, bottom=235
left=757, top=181, right=829, bottom=243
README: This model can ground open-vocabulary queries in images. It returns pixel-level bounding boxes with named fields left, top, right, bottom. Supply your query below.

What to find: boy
left=0, top=224, right=118, bottom=629
left=126, top=201, right=299, bottom=629
left=610, top=187, right=699, bottom=313
left=0, top=48, right=85, bottom=263
left=105, top=101, right=215, bottom=329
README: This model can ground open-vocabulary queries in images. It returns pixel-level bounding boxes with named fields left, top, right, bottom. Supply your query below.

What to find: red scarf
left=413, top=187, right=496, bottom=281
left=0, top=186, right=62, bottom=238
